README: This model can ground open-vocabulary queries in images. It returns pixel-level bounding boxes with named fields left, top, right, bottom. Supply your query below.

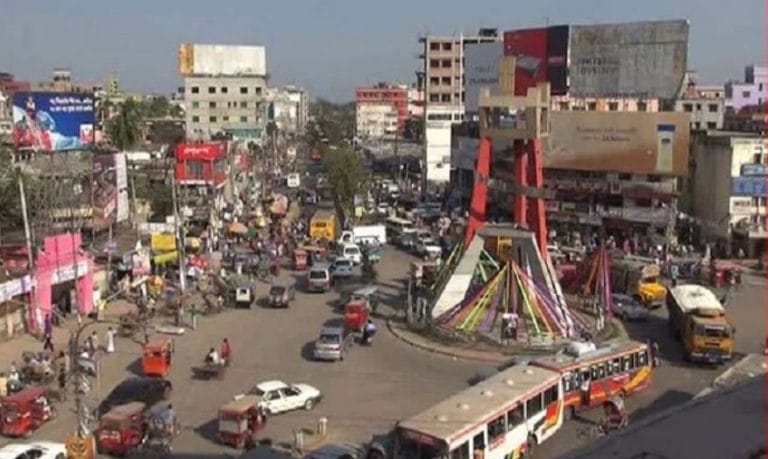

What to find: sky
left=0, top=0, right=764, bottom=102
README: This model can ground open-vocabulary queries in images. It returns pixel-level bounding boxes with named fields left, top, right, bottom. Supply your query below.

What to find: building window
left=240, top=87, right=248, bottom=94
left=191, top=116, right=199, bottom=123
left=715, top=92, right=721, bottom=97
left=442, top=42, right=452, bottom=51
left=608, top=102, right=618, bottom=111
left=186, top=161, right=204, bottom=179
left=683, top=103, right=693, bottom=112
left=694, top=121, right=701, bottom=129
left=708, top=103, right=719, bottom=112
left=441, top=59, right=451, bottom=68
left=429, top=94, right=440, bottom=102
left=487, top=414, right=506, bottom=444
left=441, top=94, right=451, bottom=103
left=209, top=101, right=216, bottom=108
left=240, top=101, right=248, bottom=108
left=743, top=91, right=751, bottom=98
left=618, top=173, right=631, bottom=181
left=525, top=394, right=543, bottom=418
left=430, top=42, right=440, bottom=51
left=240, top=116, right=248, bottom=122
left=255, top=87, right=262, bottom=96
left=221, top=87, right=228, bottom=94
left=190, top=86, right=199, bottom=94
left=430, top=77, right=440, bottom=86
left=760, top=83, right=764, bottom=91
left=695, top=103, right=702, bottom=110
left=430, top=59, right=440, bottom=68
left=637, top=101, right=647, bottom=112
left=707, top=122, right=716, bottom=129
left=223, top=116, right=229, bottom=122
left=191, top=101, right=199, bottom=108
left=588, top=102, right=597, bottom=111
left=208, top=87, right=216, bottom=94
left=209, top=116, right=217, bottom=122
left=441, top=77, right=451, bottom=86
left=754, top=153, right=762, bottom=164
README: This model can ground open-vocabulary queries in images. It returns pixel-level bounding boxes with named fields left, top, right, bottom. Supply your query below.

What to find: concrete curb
left=386, top=319, right=508, bottom=363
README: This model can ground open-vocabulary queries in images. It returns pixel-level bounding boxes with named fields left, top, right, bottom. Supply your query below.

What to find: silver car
left=611, top=294, right=650, bottom=321
left=313, top=326, right=354, bottom=361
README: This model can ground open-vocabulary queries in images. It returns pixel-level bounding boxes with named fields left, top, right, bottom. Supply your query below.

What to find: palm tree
left=107, top=98, right=143, bottom=150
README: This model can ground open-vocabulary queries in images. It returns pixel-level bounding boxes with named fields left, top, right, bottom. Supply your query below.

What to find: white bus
left=395, top=364, right=564, bottom=459
left=385, top=216, right=416, bottom=245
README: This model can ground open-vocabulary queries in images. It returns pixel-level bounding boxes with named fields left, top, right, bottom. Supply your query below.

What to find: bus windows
left=450, top=442, right=470, bottom=459
left=472, top=432, right=486, bottom=455
left=525, top=394, right=543, bottom=419
left=562, top=373, right=577, bottom=393
left=596, top=364, right=606, bottom=379
left=611, top=358, right=621, bottom=375
left=487, top=414, right=506, bottom=444
left=637, top=351, right=648, bottom=367
left=543, top=385, right=558, bottom=405
left=507, top=404, right=524, bottom=430
left=621, top=354, right=636, bottom=372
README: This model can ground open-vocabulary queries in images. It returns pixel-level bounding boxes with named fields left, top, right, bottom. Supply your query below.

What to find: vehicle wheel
left=564, top=405, right=575, bottom=421
left=263, top=407, right=272, bottom=416
left=55, top=454, right=65, bottom=459
left=525, top=435, right=537, bottom=457
left=304, top=398, right=314, bottom=410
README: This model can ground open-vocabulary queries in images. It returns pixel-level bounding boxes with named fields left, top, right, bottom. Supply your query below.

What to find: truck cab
left=611, top=257, right=667, bottom=309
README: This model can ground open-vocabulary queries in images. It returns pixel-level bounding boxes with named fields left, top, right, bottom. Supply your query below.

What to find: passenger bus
left=530, top=340, right=654, bottom=419
left=395, top=365, right=564, bottom=459
left=385, top=217, right=416, bottom=246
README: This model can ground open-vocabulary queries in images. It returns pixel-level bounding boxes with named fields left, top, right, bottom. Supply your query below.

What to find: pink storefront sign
left=29, top=233, right=94, bottom=332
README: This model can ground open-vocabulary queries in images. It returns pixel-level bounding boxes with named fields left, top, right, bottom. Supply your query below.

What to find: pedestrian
left=44, top=313, right=53, bottom=338
left=57, top=368, right=67, bottom=401
left=0, top=372, right=7, bottom=397
left=43, top=333, right=54, bottom=353
left=105, top=327, right=115, bottom=353
left=89, top=331, right=99, bottom=352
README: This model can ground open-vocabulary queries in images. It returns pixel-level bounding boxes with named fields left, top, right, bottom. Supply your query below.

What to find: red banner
left=175, top=143, right=224, bottom=161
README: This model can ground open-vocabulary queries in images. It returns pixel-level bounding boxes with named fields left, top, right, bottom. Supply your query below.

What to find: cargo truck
left=610, top=256, right=667, bottom=309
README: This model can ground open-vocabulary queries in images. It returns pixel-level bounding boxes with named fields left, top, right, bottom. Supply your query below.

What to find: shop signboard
left=51, top=260, right=90, bottom=285
left=740, top=164, right=766, bottom=176
left=115, top=153, right=129, bottom=223
left=11, top=91, right=95, bottom=151
left=92, top=153, right=117, bottom=226
left=568, top=20, right=689, bottom=98
left=0, top=275, right=33, bottom=303
left=464, top=42, right=503, bottom=112
left=178, top=44, right=266, bottom=77
left=731, top=177, right=767, bottom=197
left=503, top=26, right=569, bottom=96
left=175, top=143, right=224, bottom=160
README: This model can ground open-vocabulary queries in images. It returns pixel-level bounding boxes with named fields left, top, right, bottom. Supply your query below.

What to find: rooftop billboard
left=11, top=92, right=95, bottom=151
left=568, top=20, right=689, bottom=99
left=545, top=111, right=691, bottom=176
left=464, top=42, right=504, bottom=112
left=178, top=44, right=266, bottom=77
left=503, top=26, right=569, bottom=96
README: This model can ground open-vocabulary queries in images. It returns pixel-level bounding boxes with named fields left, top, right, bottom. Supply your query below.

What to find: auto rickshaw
left=598, top=397, right=628, bottom=434
left=301, top=245, right=328, bottom=266
left=350, top=286, right=379, bottom=313
left=293, top=249, right=308, bottom=271
left=344, top=298, right=371, bottom=336
left=363, top=245, right=381, bottom=264
left=0, top=386, right=56, bottom=437
left=706, top=260, right=742, bottom=288
left=97, top=402, right=147, bottom=456
left=142, top=338, right=174, bottom=378
left=235, top=286, right=254, bottom=309
left=217, top=395, right=267, bottom=449
left=142, top=405, right=180, bottom=455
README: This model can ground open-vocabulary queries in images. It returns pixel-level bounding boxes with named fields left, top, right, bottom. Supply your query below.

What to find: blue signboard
left=11, top=91, right=95, bottom=151
left=731, top=177, right=767, bottom=197
left=740, top=163, right=766, bottom=176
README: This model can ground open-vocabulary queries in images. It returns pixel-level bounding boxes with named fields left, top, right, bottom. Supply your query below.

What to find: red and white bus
left=395, top=365, right=564, bottom=459
left=530, top=339, right=654, bottom=419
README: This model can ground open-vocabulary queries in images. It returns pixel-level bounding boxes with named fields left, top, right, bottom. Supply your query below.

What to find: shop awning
left=153, top=251, right=179, bottom=265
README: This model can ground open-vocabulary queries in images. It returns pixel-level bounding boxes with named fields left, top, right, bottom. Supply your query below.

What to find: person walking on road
left=43, top=333, right=54, bottom=353
left=57, top=368, right=67, bottom=401
left=105, top=327, right=116, bottom=353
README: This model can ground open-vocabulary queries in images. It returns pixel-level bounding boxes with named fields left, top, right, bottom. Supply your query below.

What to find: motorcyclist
left=7, top=362, right=19, bottom=385
left=362, top=319, right=377, bottom=344
left=205, top=347, right=221, bottom=365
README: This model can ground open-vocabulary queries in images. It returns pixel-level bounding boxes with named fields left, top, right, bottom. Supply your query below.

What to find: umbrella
left=228, top=222, right=248, bottom=234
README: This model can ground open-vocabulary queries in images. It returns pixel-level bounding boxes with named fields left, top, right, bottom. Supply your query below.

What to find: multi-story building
left=0, top=72, right=31, bottom=95
left=551, top=96, right=660, bottom=112
left=725, top=65, right=767, bottom=112
left=407, top=86, right=424, bottom=118
left=183, top=75, right=266, bottom=141
left=690, top=131, right=768, bottom=257
left=419, top=28, right=500, bottom=124
left=264, top=86, right=309, bottom=136
left=674, top=72, right=725, bottom=131
left=284, top=86, right=309, bottom=134
left=35, top=69, right=103, bottom=94
left=355, top=83, right=408, bottom=139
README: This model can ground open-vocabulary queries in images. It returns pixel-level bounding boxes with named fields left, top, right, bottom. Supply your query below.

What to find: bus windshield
left=396, top=431, right=447, bottom=459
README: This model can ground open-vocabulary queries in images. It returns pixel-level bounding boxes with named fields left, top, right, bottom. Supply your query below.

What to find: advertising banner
left=178, top=43, right=266, bottom=77
left=546, top=25, right=569, bottom=95
left=115, top=153, right=129, bottom=223
left=503, top=28, right=548, bottom=96
left=464, top=42, right=504, bottom=112
left=545, top=111, right=691, bottom=176
left=92, top=153, right=117, bottom=227
left=175, top=143, right=224, bottom=160
left=11, top=92, right=95, bottom=151
left=732, top=177, right=767, bottom=197
left=568, top=20, right=689, bottom=98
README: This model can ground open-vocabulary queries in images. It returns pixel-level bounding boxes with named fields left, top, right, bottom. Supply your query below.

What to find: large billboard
left=92, top=153, right=117, bottom=228
left=464, top=42, right=504, bottom=113
left=178, top=44, right=266, bottom=77
left=569, top=20, right=689, bottom=98
left=503, top=26, right=569, bottom=96
left=11, top=92, right=94, bottom=151
left=545, top=111, right=691, bottom=176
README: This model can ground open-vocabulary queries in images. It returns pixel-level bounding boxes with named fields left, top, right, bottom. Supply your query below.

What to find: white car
left=330, top=259, right=355, bottom=278
left=248, top=380, right=322, bottom=414
left=414, top=233, right=437, bottom=256
left=0, top=442, right=67, bottom=459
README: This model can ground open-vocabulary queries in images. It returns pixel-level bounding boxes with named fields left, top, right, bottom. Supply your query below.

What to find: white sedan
left=248, top=380, right=322, bottom=414
left=0, top=442, right=67, bottom=459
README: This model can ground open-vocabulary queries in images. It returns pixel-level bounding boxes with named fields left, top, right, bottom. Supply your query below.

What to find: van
left=339, top=243, right=362, bottom=265
left=313, top=325, right=354, bottom=361
left=307, top=264, right=332, bottom=293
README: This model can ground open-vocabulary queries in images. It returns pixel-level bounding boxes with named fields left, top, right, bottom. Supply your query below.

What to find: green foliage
left=142, top=97, right=171, bottom=119
left=309, top=99, right=355, bottom=146
left=321, top=146, right=366, bottom=223
left=107, top=98, right=143, bottom=151
left=0, top=148, right=39, bottom=228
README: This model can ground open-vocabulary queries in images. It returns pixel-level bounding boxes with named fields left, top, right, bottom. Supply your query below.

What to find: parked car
left=98, top=377, right=172, bottom=417
left=0, top=442, right=67, bottom=459
left=269, top=284, right=296, bottom=308
left=414, top=235, right=438, bottom=256
left=248, top=380, right=322, bottom=414
left=313, top=325, right=354, bottom=361
left=611, top=294, right=650, bottom=321
left=330, top=259, right=355, bottom=279
left=339, top=243, right=363, bottom=265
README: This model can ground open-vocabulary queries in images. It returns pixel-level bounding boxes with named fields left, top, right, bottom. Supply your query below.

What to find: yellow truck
left=309, top=210, right=339, bottom=242
left=610, top=256, right=667, bottom=309
left=666, top=284, right=734, bottom=364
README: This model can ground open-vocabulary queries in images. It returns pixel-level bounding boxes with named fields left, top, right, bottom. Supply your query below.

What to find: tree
left=143, top=97, right=171, bottom=119
left=322, top=146, right=366, bottom=225
left=107, top=99, right=143, bottom=151
left=403, top=117, right=424, bottom=141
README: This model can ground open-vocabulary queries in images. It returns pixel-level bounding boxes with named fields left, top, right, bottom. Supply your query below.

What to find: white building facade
left=356, top=103, right=399, bottom=139
left=725, top=65, right=767, bottom=112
